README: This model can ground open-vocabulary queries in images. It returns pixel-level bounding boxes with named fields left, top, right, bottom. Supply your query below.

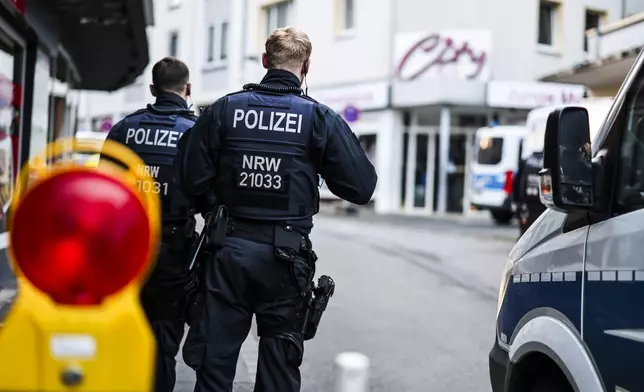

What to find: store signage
left=311, top=81, right=388, bottom=113
left=486, top=80, right=586, bottom=109
left=9, top=0, right=25, bottom=14
left=100, top=118, right=113, bottom=132
left=394, top=30, right=492, bottom=82
left=342, top=106, right=360, bottom=123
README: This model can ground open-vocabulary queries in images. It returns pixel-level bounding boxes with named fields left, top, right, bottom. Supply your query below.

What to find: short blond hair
left=265, top=27, right=312, bottom=69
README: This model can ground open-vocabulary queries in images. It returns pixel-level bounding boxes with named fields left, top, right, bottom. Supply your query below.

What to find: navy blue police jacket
left=101, top=92, right=198, bottom=223
left=176, top=69, right=377, bottom=233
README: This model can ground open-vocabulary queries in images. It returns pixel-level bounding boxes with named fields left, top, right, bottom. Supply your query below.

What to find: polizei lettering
left=125, top=128, right=182, bottom=147
left=232, top=109, right=303, bottom=133
left=237, top=154, right=285, bottom=191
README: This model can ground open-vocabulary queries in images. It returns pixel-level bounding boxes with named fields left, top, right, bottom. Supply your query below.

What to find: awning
left=541, top=47, right=639, bottom=90
left=55, top=0, right=154, bottom=91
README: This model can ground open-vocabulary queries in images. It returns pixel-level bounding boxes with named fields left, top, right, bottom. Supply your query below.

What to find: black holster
left=274, top=234, right=335, bottom=341
left=163, top=218, right=197, bottom=251
left=300, top=275, right=335, bottom=340
left=183, top=206, right=229, bottom=327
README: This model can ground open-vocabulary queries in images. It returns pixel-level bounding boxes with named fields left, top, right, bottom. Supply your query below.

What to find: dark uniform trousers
left=183, top=235, right=312, bottom=392
left=141, top=242, right=191, bottom=392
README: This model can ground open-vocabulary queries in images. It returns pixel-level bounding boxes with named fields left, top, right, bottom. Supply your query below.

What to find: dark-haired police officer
left=177, top=27, right=378, bottom=392
left=100, top=56, right=197, bottom=392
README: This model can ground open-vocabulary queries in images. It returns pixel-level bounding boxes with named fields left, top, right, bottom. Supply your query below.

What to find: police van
left=470, top=125, right=529, bottom=225
left=489, top=52, right=644, bottom=391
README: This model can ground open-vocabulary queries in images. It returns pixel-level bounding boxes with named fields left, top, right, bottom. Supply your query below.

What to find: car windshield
left=476, top=136, right=504, bottom=165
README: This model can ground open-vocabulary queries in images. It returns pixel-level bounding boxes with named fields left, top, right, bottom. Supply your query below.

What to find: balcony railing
left=587, top=12, right=644, bottom=61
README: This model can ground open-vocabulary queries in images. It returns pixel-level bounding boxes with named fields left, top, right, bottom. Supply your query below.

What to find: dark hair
left=151, top=57, right=189, bottom=93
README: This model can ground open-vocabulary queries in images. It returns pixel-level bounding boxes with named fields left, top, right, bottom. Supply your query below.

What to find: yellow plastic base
left=0, top=280, right=155, bottom=391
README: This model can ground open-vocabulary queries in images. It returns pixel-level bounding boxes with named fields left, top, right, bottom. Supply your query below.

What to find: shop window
left=0, top=33, right=23, bottom=221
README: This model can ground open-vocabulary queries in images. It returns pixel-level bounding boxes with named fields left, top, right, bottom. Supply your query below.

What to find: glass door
left=403, top=130, right=436, bottom=214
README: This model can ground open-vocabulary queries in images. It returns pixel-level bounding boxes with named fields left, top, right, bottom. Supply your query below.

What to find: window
left=538, top=1, right=558, bottom=46
left=207, top=26, right=215, bottom=62
left=617, top=77, right=644, bottom=211
left=265, top=1, right=291, bottom=36
left=476, top=137, right=504, bottom=165
left=205, top=22, right=228, bottom=65
left=584, top=10, right=603, bottom=51
left=169, top=31, right=179, bottom=57
left=220, top=22, right=228, bottom=60
left=340, top=0, right=355, bottom=31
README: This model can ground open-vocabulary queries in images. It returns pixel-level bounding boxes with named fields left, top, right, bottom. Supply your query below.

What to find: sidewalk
left=318, top=202, right=519, bottom=243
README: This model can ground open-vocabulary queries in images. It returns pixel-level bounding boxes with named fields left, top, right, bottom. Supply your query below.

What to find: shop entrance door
left=402, top=127, right=475, bottom=214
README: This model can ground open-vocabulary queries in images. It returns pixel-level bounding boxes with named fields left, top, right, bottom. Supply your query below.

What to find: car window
left=616, top=77, right=644, bottom=212
left=476, top=137, right=503, bottom=165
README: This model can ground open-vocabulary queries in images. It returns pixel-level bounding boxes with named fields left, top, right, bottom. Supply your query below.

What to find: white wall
left=79, top=0, right=626, bottom=128
left=394, top=0, right=622, bottom=81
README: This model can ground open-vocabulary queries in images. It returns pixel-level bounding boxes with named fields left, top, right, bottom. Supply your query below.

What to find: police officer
left=177, top=27, right=378, bottom=392
left=100, top=57, right=198, bottom=392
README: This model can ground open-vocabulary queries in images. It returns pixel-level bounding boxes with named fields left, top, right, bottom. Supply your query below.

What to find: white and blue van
left=489, top=50, right=644, bottom=392
left=470, top=126, right=529, bottom=225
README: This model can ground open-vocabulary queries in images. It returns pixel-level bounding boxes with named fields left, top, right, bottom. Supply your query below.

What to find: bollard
left=334, top=352, right=370, bottom=392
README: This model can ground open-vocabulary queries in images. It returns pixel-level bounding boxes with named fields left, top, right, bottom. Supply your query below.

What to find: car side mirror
left=539, top=107, right=594, bottom=211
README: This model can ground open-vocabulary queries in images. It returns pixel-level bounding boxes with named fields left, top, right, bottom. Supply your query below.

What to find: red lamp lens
left=504, top=170, right=514, bottom=195
left=10, top=170, right=152, bottom=305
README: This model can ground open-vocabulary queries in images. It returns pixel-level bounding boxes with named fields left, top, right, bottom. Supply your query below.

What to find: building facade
left=79, top=0, right=624, bottom=215
left=0, top=0, right=154, bottom=290
left=542, top=4, right=644, bottom=98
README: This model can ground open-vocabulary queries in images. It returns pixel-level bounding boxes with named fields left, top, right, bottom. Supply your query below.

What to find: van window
left=477, top=137, right=503, bottom=165
left=617, top=77, right=644, bottom=212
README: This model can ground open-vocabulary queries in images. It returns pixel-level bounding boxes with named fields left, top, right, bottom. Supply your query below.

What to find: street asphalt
left=0, top=209, right=517, bottom=391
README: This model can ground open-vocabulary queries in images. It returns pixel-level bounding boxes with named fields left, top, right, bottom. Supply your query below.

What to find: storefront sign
left=486, top=81, right=586, bottom=109
left=394, top=30, right=492, bottom=82
left=343, top=106, right=360, bottom=123
left=310, top=82, right=388, bottom=113
left=100, top=118, right=113, bottom=132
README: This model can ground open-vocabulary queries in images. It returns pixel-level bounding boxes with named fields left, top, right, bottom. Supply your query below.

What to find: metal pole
left=334, top=352, right=370, bottom=392
left=437, top=106, right=451, bottom=214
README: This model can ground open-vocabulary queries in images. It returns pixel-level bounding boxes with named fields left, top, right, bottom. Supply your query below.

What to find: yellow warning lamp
left=0, top=137, right=161, bottom=391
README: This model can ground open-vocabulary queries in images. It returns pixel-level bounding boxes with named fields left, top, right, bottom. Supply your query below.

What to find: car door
left=584, top=57, right=644, bottom=392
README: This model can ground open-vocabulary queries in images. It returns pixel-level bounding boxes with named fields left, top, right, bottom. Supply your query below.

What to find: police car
left=490, top=50, right=644, bottom=391
left=470, top=125, right=529, bottom=225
